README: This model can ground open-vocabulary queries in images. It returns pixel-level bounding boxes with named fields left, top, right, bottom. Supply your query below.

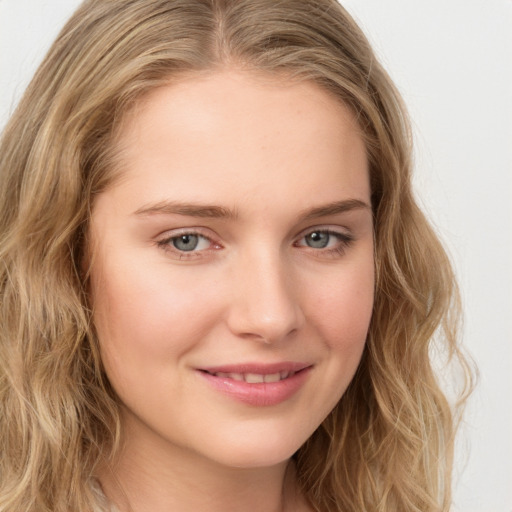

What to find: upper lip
left=199, top=361, right=311, bottom=375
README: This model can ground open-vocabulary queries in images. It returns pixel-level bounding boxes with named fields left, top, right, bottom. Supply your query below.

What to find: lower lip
left=198, top=368, right=312, bottom=406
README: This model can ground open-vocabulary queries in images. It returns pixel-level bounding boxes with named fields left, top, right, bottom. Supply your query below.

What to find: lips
left=197, top=362, right=312, bottom=406
left=206, top=370, right=295, bottom=383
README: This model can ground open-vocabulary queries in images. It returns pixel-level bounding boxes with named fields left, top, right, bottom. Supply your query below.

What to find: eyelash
left=294, top=229, right=354, bottom=257
left=155, top=228, right=354, bottom=260
left=156, top=229, right=220, bottom=260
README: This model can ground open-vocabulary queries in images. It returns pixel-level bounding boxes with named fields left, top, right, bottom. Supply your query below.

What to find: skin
left=89, top=70, right=374, bottom=512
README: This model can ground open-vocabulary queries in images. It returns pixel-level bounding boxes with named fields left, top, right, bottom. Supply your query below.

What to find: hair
left=0, top=1, right=474, bottom=511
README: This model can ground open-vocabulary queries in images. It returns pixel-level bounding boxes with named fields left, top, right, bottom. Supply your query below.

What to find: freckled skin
left=89, top=70, right=374, bottom=512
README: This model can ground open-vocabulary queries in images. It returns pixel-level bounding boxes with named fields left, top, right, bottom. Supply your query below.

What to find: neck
left=98, top=415, right=306, bottom=512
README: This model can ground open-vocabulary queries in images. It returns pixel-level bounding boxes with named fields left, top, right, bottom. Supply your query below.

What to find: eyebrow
left=134, top=200, right=239, bottom=219
left=300, top=199, right=371, bottom=220
left=133, top=198, right=370, bottom=220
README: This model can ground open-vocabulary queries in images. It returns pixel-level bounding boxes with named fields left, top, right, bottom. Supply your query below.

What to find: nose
left=226, top=249, right=304, bottom=344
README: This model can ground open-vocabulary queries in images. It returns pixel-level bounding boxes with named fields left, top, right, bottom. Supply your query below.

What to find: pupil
left=173, top=234, right=199, bottom=251
left=307, top=232, right=329, bottom=248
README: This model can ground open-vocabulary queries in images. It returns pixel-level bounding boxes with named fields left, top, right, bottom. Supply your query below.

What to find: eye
left=156, top=230, right=219, bottom=258
left=295, top=229, right=354, bottom=254
left=171, top=233, right=210, bottom=252
left=303, top=231, right=333, bottom=249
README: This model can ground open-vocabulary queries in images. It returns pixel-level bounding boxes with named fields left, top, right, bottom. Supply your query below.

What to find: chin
left=211, top=448, right=296, bottom=470
left=196, top=424, right=310, bottom=469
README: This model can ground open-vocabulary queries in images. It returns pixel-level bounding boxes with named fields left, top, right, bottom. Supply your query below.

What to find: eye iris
left=173, top=234, right=199, bottom=251
left=306, top=231, right=329, bottom=248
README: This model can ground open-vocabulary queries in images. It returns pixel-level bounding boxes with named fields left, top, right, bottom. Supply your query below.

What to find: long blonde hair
left=0, top=1, right=473, bottom=511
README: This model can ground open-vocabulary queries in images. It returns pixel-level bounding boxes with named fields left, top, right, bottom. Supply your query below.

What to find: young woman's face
left=89, top=71, right=374, bottom=469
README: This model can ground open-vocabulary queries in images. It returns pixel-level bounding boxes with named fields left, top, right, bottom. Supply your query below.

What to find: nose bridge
left=227, top=245, right=303, bottom=343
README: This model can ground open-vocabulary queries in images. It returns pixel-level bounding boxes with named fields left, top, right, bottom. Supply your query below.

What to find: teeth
left=212, top=371, right=294, bottom=383
left=245, top=373, right=264, bottom=383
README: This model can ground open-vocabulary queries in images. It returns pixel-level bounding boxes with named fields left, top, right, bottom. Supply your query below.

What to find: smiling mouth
left=202, top=370, right=297, bottom=383
left=198, top=364, right=312, bottom=406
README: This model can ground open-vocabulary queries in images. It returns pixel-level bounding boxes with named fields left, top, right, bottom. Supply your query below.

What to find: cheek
left=307, top=260, right=374, bottom=354
left=90, top=261, right=223, bottom=383
left=291, top=259, right=374, bottom=429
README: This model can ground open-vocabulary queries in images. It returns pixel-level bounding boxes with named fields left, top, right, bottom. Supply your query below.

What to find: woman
left=0, top=1, right=473, bottom=511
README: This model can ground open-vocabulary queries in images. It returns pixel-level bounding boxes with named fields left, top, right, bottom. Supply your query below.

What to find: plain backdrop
left=1, top=1, right=511, bottom=511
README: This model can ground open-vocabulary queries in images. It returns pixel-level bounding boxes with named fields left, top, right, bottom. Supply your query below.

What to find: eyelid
left=294, top=226, right=355, bottom=255
left=296, top=225, right=353, bottom=241
left=154, top=225, right=354, bottom=260
left=155, top=227, right=222, bottom=257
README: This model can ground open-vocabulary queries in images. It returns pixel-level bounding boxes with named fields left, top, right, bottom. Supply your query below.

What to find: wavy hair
left=0, top=1, right=473, bottom=511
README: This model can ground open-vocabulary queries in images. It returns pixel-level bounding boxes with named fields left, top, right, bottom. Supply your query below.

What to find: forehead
left=104, top=70, right=369, bottom=212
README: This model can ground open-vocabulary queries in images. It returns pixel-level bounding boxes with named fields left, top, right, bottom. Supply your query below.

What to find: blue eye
left=159, top=232, right=213, bottom=253
left=172, top=234, right=200, bottom=251
left=304, top=231, right=331, bottom=249
left=296, top=229, right=354, bottom=255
